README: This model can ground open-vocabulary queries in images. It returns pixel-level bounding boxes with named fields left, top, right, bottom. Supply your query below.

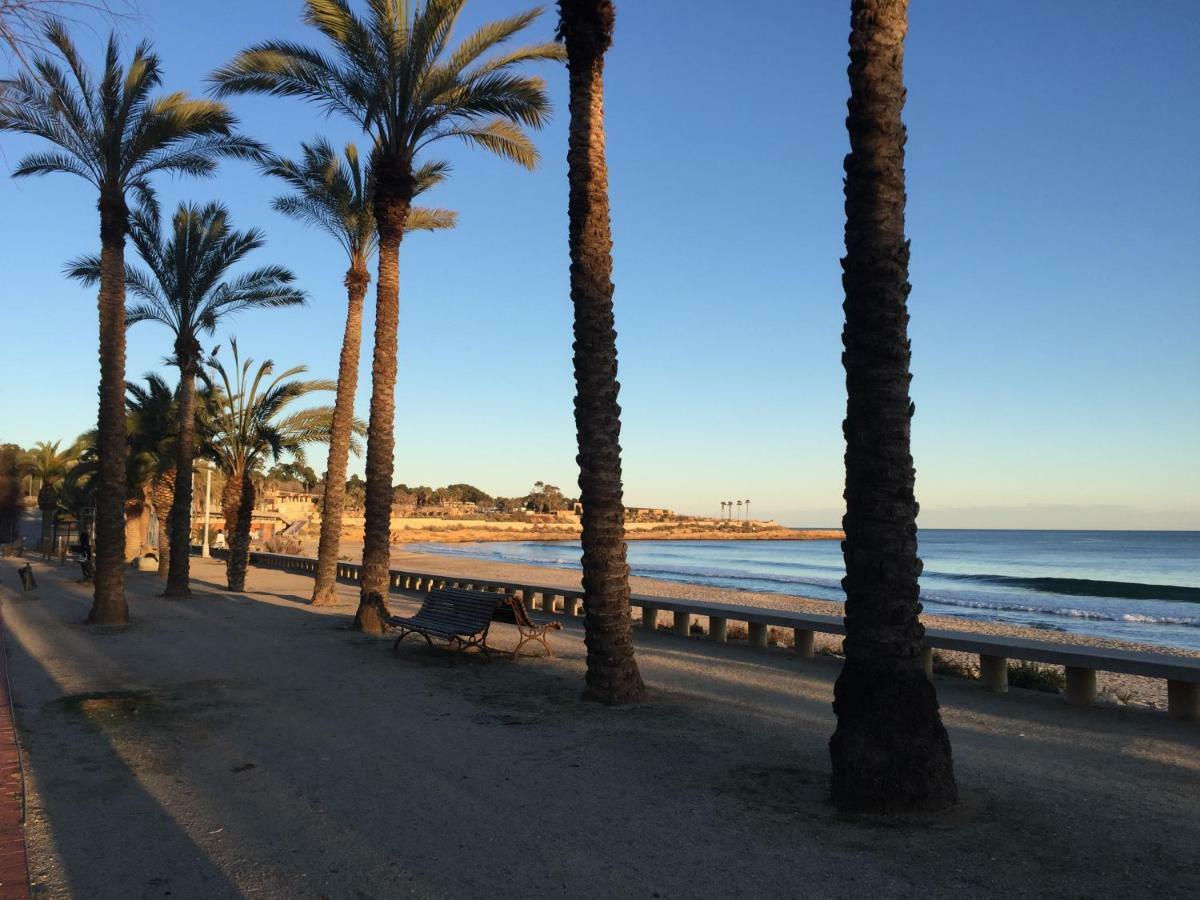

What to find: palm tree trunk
left=150, top=470, right=175, bottom=578
left=312, top=266, right=369, bottom=606
left=223, top=472, right=255, bottom=592
left=354, top=161, right=412, bottom=633
left=165, top=364, right=198, bottom=596
left=560, top=0, right=645, bottom=704
left=829, top=0, right=956, bottom=813
left=89, top=192, right=129, bottom=625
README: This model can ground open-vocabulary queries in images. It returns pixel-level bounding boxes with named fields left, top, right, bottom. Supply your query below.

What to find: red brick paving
left=0, top=601, right=29, bottom=899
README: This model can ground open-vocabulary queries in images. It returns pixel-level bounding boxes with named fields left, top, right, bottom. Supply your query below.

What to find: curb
left=0, top=599, right=29, bottom=899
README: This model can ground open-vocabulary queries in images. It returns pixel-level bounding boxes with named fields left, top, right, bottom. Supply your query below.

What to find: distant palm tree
left=557, top=0, right=643, bottom=703
left=736, top=500, right=743, bottom=522
left=0, top=22, right=261, bottom=624
left=23, top=438, right=84, bottom=549
left=67, top=201, right=305, bottom=596
left=213, top=0, right=562, bottom=633
left=744, top=499, right=751, bottom=523
left=204, top=341, right=341, bottom=592
left=720, top=500, right=727, bottom=519
left=829, top=0, right=956, bottom=813
left=125, top=374, right=180, bottom=577
left=261, top=138, right=456, bottom=606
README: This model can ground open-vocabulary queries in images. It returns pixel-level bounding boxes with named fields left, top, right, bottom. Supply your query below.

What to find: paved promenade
left=1, top=556, right=1197, bottom=898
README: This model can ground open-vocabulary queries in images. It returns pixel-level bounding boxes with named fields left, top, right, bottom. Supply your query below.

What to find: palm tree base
left=829, top=660, right=957, bottom=813
left=162, top=586, right=191, bottom=599
left=352, top=594, right=388, bottom=634
left=310, top=583, right=340, bottom=606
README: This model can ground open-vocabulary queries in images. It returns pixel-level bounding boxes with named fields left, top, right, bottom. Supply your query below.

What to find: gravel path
left=2, top=556, right=1198, bottom=898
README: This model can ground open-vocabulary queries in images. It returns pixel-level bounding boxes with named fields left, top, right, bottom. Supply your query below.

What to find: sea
left=409, top=530, right=1200, bottom=652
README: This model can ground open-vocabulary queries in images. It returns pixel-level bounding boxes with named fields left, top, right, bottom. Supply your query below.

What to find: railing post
left=748, top=622, right=768, bottom=649
left=1064, top=667, right=1097, bottom=706
left=709, top=616, right=727, bottom=643
left=641, top=604, right=658, bottom=631
left=1166, top=680, right=1199, bottom=721
left=793, top=628, right=815, bottom=659
left=980, top=654, right=1009, bottom=693
left=673, top=611, right=691, bottom=637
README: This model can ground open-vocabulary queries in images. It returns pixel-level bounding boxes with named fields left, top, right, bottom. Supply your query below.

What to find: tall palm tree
left=829, top=0, right=957, bottom=812
left=720, top=500, right=726, bottom=519
left=67, top=201, right=306, bottom=597
left=261, top=137, right=455, bottom=607
left=557, top=0, right=643, bottom=704
left=125, top=374, right=179, bottom=577
left=0, top=22, right=261, bottom=624
left=736, top=499, right=742, bottom=522
left=744, top=498, right=750, bottom=522
left=212, top=0, right=562, bottom=633
left=23, top=438, right=84, bottom=549
left=204, top=341, right=342, bottom=592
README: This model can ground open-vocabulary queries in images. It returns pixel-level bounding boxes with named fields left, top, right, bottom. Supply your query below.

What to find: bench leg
left=673, top=611, right=691, bottom=637
left=1167, top=680, right=1200, bottom=721
left=980, top=654, right=1009, bottom=693
left=1064, top=667, right=1097, bottom=706
left=793, top=628, right=815, bottom=659
left=709, top=617, right=728, bottom=643
left=642, top=605, right=658, bottom=632
left=748, top=622, right=768, bottom=650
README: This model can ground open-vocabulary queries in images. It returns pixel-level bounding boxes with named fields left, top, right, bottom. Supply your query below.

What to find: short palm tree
left=0, top=21, right=261, bottom=624
left=67, top=201, right=306, bottom=597
left=557, top=0, right=643, bottom=703
left=125, top=374, right=179, bottom=578
left=24, top=438, right=84, bottom=550
left=204, top=340, right=341, bottom=592
left=261, top=137, right=455, bottom=607
left=213, top=0, right=562, bottom=633
left=829, top=0, right=957, bottom=812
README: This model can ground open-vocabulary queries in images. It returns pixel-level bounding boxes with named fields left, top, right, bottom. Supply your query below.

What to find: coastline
left=379, top=525, right=843, bottom=543
left=385, top=544, right=1199, bottom=711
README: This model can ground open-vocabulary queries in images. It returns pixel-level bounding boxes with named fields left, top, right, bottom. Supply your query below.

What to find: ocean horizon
left=409, top=529, right=1200, bottom=652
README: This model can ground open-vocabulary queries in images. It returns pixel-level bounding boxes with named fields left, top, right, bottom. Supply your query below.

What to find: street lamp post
left=201, top=460, right=215, bottom=557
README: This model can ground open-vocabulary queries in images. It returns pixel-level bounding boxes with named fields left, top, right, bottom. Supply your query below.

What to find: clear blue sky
left=1, top=1, right=1197, bottom=529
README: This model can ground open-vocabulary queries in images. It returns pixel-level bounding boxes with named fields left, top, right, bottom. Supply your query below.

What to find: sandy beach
left=2, top=554, right=1198, bottom=898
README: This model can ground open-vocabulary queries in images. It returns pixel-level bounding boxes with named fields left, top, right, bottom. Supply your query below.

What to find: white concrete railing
left=208, top=548, right=1200, bottom=721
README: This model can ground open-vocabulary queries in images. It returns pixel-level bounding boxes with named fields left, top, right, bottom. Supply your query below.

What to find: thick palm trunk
left=354, top=161, right=412, bottom=633
left=829, top=0, right=956, bottom=813
left=560, top=0, right=645, bottom=704
left=149, top=470, right=175, bottom=578
left=312, top=266, right=369, bottom=606
left=89, top=193, right=129, bottom=624
left=223, top=473, right=255, bottom=592
left=165, top=363, right=199, bottom=596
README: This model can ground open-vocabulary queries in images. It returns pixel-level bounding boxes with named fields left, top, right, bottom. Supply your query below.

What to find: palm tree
left=204, top=341, right=341, bottom=592
left=829, top=0, right=957, bottom=813
left=720, top=500, right=726, bottom=519
left=261, top=137, right=456, bottom=607
left=736, top=499, right=742, bottom=522
left=67, top=202, right=306, bottom=597
left=744, top=498, right=750, bottom=523
left=557, top=0, right=643, bottom=704
left=0, top=22, right=261, bottom=624
left=23, top=438, right=84, bottom=549
left=212, top=0, right=562, bottom=633
left=125, top=374, right=179, bottom=577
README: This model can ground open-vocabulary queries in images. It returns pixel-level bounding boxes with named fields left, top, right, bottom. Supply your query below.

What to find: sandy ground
left=2, top=556, right=1198, bottom=899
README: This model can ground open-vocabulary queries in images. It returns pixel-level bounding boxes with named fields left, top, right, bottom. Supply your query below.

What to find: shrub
left=932, top=651, right=978, bottom=680
left=1008, top=660, right=1065, bottom=693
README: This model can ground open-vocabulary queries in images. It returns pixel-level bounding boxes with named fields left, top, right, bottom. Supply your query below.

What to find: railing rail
left=202, top=548, right=1200, bottom=721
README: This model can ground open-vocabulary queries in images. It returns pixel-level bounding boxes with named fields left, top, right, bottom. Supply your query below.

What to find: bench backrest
left=412, top=587, right=505, bottom=634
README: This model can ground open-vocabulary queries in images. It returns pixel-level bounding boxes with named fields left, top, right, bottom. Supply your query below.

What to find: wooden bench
left=370, top=587, right=559, bottom=660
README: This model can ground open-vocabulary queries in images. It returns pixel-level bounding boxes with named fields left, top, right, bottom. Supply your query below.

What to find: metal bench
left=369, top=587, right=560, bottom=659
